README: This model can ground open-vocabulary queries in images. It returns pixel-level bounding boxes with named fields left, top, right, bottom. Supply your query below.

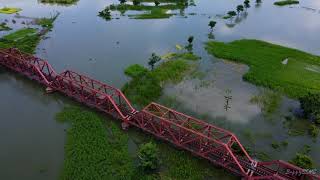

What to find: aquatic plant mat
left=205, top=39, right=320, bottom=98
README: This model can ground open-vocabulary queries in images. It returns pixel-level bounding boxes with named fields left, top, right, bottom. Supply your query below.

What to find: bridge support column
left=45, top=87, right=55, bottom=93
left=121, top=122, right=129, bottom=130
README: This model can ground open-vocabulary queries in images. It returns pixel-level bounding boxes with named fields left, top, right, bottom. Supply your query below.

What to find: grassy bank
left=56, top=106, right=134, bottom=180
left=0, top=7, right=22, bottom=14
left=0, top=14, right=57, bottom=54
left=274, top=0, right=299, bottom=6
left=0, top=28, right=40, bottom=54
left=205, top=39, right=320, bottom=98
left=122, top=52, right=198, bottom=106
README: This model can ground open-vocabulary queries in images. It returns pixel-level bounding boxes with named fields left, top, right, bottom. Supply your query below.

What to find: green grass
left=40, top=0, right=78, bottom=5
left=0, top=7, right=22, bottom=14
left=205, top=39, right=320, bottom=98
left=274, top=0, right=299, bottom=6
left=0, top=23, right=12, bottom=31
left=56, top=106, right=134, bottom=180
left=35, top=13, right=59, bottom=30
left=122, top=52, right=197, bottom=107
left=250, top=90, right=281, bottom=115
left=290, top=153, right=314, bottom=169
left=283, top=116, right=314, bottom=136
left=0, top=28, right=40, bottom=54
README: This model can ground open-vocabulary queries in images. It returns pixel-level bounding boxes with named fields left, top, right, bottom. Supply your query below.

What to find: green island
left=100, top=0, right=189, bottom=20
left=39, top=0, right=79, bottom=5
left=274, top=0, right=299, bottom=6
left=0, top=22, right=12, bottom=31
left=0, top=15, right=57, bottom=54
left=205, top=39, right=320, bottom=98
left=122, top=52, right=199, bottom=106
left=0, top=7, right=22, bottom=14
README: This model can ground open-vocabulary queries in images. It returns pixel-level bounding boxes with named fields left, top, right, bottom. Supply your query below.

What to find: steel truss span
left=0, top=48, right=319, bottom=180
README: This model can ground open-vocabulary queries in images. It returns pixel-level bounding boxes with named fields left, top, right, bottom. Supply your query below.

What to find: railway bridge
left=0, top=48, right=319, bottom=180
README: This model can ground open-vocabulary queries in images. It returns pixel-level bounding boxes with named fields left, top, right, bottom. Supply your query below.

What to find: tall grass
left=57, top=106, right=134, bottom=180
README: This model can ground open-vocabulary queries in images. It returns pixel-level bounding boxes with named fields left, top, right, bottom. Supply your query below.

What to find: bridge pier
left=121, top=122, right=129, bottom=130
left=45, top=87, right=54, bottom=93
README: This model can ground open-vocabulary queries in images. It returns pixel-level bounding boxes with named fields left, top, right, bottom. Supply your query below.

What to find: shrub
left=290, top=153, right=314, bottom=169
left=299, top=93, right=320, bottom=123
left=138, top=142, right=160, bottom=170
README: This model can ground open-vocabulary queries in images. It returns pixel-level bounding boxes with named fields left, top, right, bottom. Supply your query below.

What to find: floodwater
left=1, top=0, right=320, bottom=179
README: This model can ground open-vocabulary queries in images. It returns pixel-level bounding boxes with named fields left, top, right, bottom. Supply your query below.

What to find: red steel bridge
left=0, top=48, right=319, bottom=180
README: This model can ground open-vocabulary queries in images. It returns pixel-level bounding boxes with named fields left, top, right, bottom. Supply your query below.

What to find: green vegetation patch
left=274, top=0, right=299, bottom=6
left=0, top=7, right=22, bottom=14
left=250, top=90, right=281, bottom=115
left=300, top=93, right=320, bottom=124
left=290, top=153, right=314, bottom=169
left=205, top=39, right=320, bottom=98
left=122, top=52, right=198, bottom=106
left=39, top=0, right=79, bottom=5
left=0, top=28, right=40, bottom=54
left=35, top=13, right=59, bottom=30
left=105, top=2, right=187, bottom=19
left=0, top=23, right=12, bottom=31
left=56, top=106, right=134, bottom=180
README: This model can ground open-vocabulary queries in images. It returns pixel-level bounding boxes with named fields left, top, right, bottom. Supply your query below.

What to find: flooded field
left=0, top=0, right=320, bottom=179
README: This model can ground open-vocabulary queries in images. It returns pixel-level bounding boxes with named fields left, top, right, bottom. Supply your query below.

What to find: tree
left=244, top=0, right=250, bottom=9
left=256, top=0, right=262, bottom=3
left=138, top=142, right=160, bottom=170
left=119, top=0, right=126, bottom=4
left=236, top=5, right=244, bottom=14
left=148, top=53, right=161, bottom=70
left=154, top=0, right=160, bottom=6
left=208, top=20, right=216, bottom=30
left=227, top=11, right=237, bottom=18
left=133, top=0, right=140, bottom=5
left=98, top=8, right=112, bottom=20
left=187, top=36, right=194, bottom=44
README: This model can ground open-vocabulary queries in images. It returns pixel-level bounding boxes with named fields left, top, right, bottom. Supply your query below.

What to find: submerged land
left=205, top=39, right=320, bottom=98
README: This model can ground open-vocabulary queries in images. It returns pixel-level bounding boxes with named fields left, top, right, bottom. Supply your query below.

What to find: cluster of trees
left=226, top=0, right=262, bottom=20
left=98, top=8, right=111, bottom=20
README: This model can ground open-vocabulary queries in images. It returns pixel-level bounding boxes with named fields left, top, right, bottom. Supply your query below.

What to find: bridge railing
left=130, top=102, right=255, bottom=176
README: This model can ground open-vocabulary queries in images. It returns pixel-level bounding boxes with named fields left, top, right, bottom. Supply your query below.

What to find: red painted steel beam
left=0, top=48, right=319, bottom=180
